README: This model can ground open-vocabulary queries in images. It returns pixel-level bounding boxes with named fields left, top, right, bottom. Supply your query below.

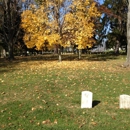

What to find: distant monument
left=81, top=91, right=93, bottom=108
left=0, top=46, right=6, bottom=58
left=120, top=94, right=130, bottom=109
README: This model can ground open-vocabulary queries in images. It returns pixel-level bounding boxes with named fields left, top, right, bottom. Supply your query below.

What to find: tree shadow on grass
left=0, top=53, right=125, bottom=63
left=92, top=100, right=101, bottom=108
left=86, top=53, right=120, bottom=61
left=62, top=53, right=124, bottom=61
left=0, top=53, right=126, bottom=73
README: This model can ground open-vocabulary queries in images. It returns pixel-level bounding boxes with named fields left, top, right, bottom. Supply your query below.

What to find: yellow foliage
left=21, top=0, right=101, bottom=50
left=21, top=5, right=48, bottom=50
left=70, top=0, right=101, bottom=49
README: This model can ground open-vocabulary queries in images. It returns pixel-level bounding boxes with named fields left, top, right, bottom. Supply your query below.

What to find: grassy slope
left=0, top=54, right=130, bottom=130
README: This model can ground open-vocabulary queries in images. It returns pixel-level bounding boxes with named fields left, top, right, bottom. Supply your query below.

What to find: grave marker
left=120, top=94, right=130, bottom=109
left=81, top=91, right=93, bottom=108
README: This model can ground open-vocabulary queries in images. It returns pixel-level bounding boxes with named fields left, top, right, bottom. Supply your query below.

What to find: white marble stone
left=81, top=91, right=93, bottom=108
left=120, top=94, right=130, bottom=109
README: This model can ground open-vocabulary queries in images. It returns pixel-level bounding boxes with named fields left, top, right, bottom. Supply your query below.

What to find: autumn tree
left=0, top=0, right=22, bottom=60
left=70, top=0, right=101, bottom=59
left=21, top=0, right=101, bottom=61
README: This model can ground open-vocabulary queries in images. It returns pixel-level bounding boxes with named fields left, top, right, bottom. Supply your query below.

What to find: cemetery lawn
left=0, top=54, right=130, bottom=130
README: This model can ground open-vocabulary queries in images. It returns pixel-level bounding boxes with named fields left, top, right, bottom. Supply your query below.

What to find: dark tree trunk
left=58, top=45, right=62, bottom=62
left=8, top=42, right=14, bottom=60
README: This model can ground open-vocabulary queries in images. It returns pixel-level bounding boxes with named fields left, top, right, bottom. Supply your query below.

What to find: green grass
left=0, top=54, right=130, bottom=130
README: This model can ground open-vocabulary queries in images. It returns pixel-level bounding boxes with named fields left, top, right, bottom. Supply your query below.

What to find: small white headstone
left=81, top=91, right=93, bottom=108
left=120, top=94, right=130, bottom=109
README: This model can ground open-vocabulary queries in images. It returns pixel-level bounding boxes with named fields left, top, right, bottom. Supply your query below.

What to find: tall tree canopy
left=21, top=0, right=101, bottom=61
left=98, top=0, right=128, bottom=54
left=0, top=0, right=22, bottom=60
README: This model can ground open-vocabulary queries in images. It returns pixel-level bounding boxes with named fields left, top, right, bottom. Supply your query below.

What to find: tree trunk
left=114, top=40, right=120, bottom=55
left=8, top=42, right=14, bottom=60
left=78, top=49, right=82, bottom=59
left=58, top=45, right=62, bottom=62
left=125, top=1, right=130, bottom=66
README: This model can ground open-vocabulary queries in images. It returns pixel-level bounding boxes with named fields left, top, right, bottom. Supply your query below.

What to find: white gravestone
left=120, top=94, right=130, bottom=109
left=81, top=91, right=93, bottom=108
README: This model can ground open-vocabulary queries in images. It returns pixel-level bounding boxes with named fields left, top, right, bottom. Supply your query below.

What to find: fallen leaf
left=91, top=121, right=97, bottom=126
left=42, top=119, right=51, bottom=124
left=54, top=119, right=58, bottom=124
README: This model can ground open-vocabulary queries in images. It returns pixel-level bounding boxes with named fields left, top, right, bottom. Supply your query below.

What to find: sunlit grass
left=0, top=54, right=130, bottom=130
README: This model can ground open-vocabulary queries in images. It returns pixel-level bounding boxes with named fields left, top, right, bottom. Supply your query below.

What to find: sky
left=97, top=0, right=104, bottom=5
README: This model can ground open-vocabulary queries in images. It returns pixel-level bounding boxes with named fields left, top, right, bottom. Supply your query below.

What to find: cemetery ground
left=0, top=53, right=130, bottom=130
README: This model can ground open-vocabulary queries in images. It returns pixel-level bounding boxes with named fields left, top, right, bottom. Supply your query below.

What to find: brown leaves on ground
left=1, top=55, right=129, bottom=74
left=16, top=59, right=128, bottom=74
